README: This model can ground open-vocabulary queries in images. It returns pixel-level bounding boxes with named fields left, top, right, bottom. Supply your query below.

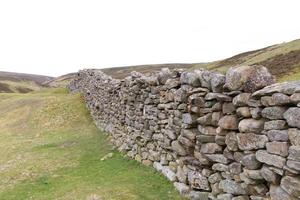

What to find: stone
left=267, top=130, right=289, bottom=141
left=218, top=115, right=239, bottom=130
left=212, top=112, right=223, bottom=126
left=264, top=120, right=287, bottom=130
left=261, top=106, right=287, bottom=120
left=243, top=169, right=263, bottom=180
left=237, top=107, right=251, bottom=118
left=287, top=160, right=300, bottom=171
left=225, top=132, right=238, bottom=151
left=232, top=196, right=250, bottom=200
left=189, top=191, right=209, bottom=200
left=182, top=113, right=197, bottom=125
left=178, top=135, right=195, bottom=147
left=197, top=113, right=212, bottom=126
left=237, top=133, right=268, bottom=150
left=173, top=182, right=190, bottom=196
left=208, top=173, right=222, bottom=184
left=200, top=143, right=222, bottom=154
left=161, top=166, right=177, bottom=182
left=222, top=102, right=236, bottom=114
left=270, top=184, right=297, bottom=200
left=188, top=170, right=210, bottom=191
left=210, top=73, right=226, bottom=93
left=288, top=146, right=300, bottom=162
left=171, top=141, right=187, bottom=156
left=217, top=194, right=233, bottom=200
left=229, top=162, right=242, bottom=175
left=224, top=65, right=274, bottom=92
left=253, top=80, right=300, bottom=97
left=256, top=150, right=286, bottom=168
left=272, top=93, right=291, bottom=105
left=196, top=135, right=215, bottom=143
left=180, top=71, right=200, bottom=87
left=153, top=162, right=163, bottom=172
left=233, top=93, right=252, bottom=106
left=205, top=93, right=232, bottom=102
left=212, top=163, right=229, bottom=172
left=283, top=107, right=300, bottom=128
left=288, top=128, right=300, bottom=146
left=164, top=129, right=177, bottom=140
left=197, top=125, right=217, bottom=135
left=196, top=70, right=212, bottom=89
left=219, top=179, right=247, bottom=195
left=280, top=176, right=300, bottom=198
left=266, top=142, right=289, bottom=157
left=290, top=93, right=300, bottom=103
left=260, top=165, right=281, bottom=184
left=250, top=107, right=262, bottom=119
left=205, top=154, right=230, bottom=164
left=239, top=119, right=264, bottom=133
left=241, top=154, right=262, bottom=169
left=157, top=68, right=172, bottom=84
left=176, top=166, right=187, bottom=183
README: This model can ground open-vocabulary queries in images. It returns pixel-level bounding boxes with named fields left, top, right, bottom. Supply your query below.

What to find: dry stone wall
left=69, top=66, right=300, bottom=200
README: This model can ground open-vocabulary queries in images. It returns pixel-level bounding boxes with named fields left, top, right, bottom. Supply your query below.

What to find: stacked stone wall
left=69, top=66, right=300, bottom=200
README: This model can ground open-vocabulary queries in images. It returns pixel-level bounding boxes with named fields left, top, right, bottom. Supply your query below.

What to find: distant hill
left=43, top=73, right=76, bottom=88
left=101, top=39, right=300, bottom=82
left=0, top=71, right=53, bottom=93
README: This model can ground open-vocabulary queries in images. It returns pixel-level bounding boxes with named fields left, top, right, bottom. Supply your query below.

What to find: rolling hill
left=0, top=71, right=53, bottom=93
left=100, top=39, right=300, bottom=82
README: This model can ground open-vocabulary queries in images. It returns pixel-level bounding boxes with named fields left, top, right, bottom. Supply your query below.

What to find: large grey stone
left=210, top=73, right=225, bottom=93
left=267, top=130, right=289, bottom=142
left=261, top=106, right=287, bottom=120
left=288, top=146, right=300, bottom=162
left=256, top=150, right=286, bottom=168
left=173, top=182, right=190, bottom=196
left=288, top=128, right=300, bottom=146
left=187, top=170, right=210, bottom=191
left=283, top=107, right=300, bottom=128
left=180, top=71, right=200, bottom=86
left=219, top=179, right=247, bottom=195
left=264, top=120, right=287, bottom=130
left=280, top=176, right=300, bottom=198
left=157, top=68, right=172, bottom=84
left=171, top=141, right=187, bottom=156
left=218, top=115, right=239, bottom=130
left=237, top=133, right=268, bottom=150
left=224, top=65, right=274, bottom=92
left=241, top=154, right=262, bottom=170
left=270, top=185, right=297, bottom=200
left=225, top=132, right=238, bottom=151
left=253, top=80, right=300, bottom=97
left=261, top=165, right=281, bottom=184
left=266, top=142, right=289, bottom=157
left=232, top=93, right=252, bottom=106
left=200, top=143, right=222, bottom=154
left=238, top=119, right=264, bottom=133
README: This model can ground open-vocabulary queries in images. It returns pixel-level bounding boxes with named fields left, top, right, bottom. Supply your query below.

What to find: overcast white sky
left=0, top=0, right=300, bottom=77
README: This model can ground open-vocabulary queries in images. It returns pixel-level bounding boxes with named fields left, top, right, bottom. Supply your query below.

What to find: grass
left=0, top=88, right=183, bottom=200
left=0, top=80, right=42, bottom=93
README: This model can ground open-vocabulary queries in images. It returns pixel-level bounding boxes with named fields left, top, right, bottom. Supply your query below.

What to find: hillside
left=100, top=39, right=300, bottom=82
left=0, top=71, right=53, bottom=93
left=0, top=88, right=182, bottom=200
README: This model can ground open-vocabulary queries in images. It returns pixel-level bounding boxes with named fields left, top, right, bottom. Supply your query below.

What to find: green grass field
left=0, top=88, right=183, bottom=200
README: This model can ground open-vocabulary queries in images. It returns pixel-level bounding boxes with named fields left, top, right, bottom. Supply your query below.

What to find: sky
left=0, top=0, right=300, bottom=77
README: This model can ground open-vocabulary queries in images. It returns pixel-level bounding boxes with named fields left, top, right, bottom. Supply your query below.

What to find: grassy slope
left=0, top=88, right=183, bottom=200
left=0, top=71, right=53, bottom=93
left=100, top=39, right=300, bottom=82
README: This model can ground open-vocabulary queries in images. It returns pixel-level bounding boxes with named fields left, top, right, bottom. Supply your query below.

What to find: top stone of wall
left=69, top=65, right=300, bottom=200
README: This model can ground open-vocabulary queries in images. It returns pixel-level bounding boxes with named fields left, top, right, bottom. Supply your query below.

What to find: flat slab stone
left=253, top=81, right=300, bottom=97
